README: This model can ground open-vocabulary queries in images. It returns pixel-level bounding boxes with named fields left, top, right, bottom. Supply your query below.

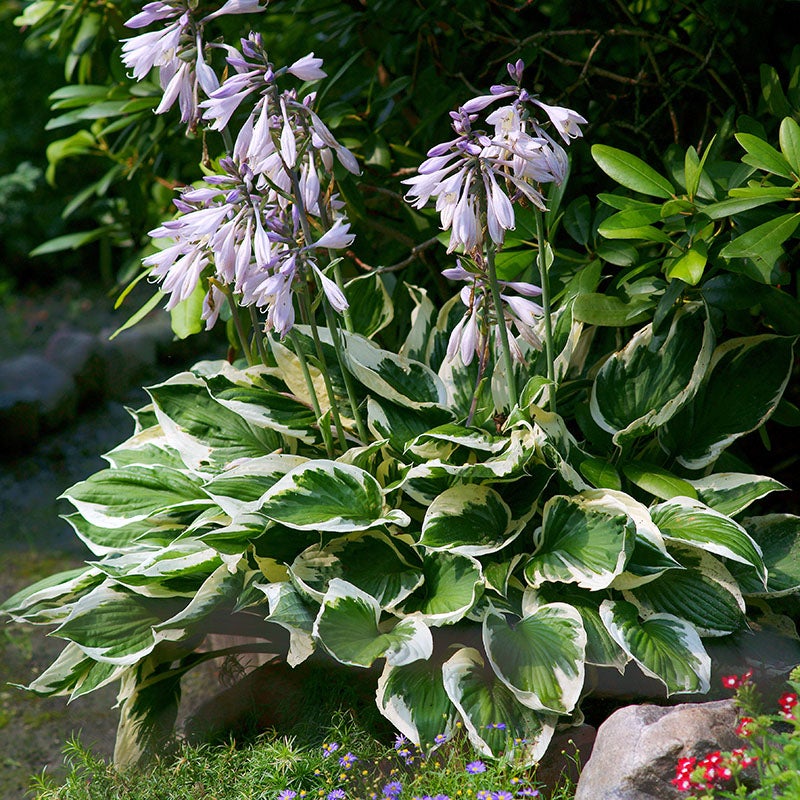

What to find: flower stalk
left=288, top=328, right=335, bottom=458
left=486, top=247, right=519, bottom=411
left=535, top=208, right=557, bottom=414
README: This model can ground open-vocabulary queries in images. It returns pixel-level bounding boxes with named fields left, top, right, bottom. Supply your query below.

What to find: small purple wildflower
left=327, top=791, right=346, bottom=800
left=485, top=722, right=507, bottom=730
left=477, top=791, right=493, bottom=800
left=494, top=792, right=514, bottom=800
left=322, top=742, right=340, bottom=758
left=339, top=752, right=357, bottom=770
left=394, top=734, right=407, bottom=750
left=466, top=760, right=487, bottom=774
left=277, top=792, right=297, bottom=800
left=383, top=781, right=403, bottom=797
left=434, top=733, right=448, bottom=745
left=516, top=790, right=540, bottom=798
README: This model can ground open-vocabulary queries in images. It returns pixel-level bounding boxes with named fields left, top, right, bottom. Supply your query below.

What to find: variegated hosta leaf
left=342, top=331, right=447, bottom=409
left=400, top=427, right=541, bottom=505
left=344, top=272, right=395, bottom=338
left=103, top=426, right=186, bottom=470
left=660, top=335, right=795, bottom=469
left=20, top=642, right=94, bottom=696
left=376, top=659, right=458, bottom=748
left=92, top=539, right=222, bottom=590
left=438, top=351, right=485, bottom=419
left=258, top=460, right=410, bottom=532
left=442, top=647, right=557, bottom=762
left=148, top=374, right=283, bottom=471
left=153, top=562, right=250, bottom=645
left=531, top=411, right=590, bottom=491
left=406, top=424, right=507, bottom=459
left=532, top=586, right=628, bottom=673
left=399, top=551, right=483, bottom=626
left=314, top=579, right=432, bottom=668
left=590, top=305, right=713, bottom=446
left=728, top=514, right=800, bottom=597
left=651, top=497, right=766, bottom=582
left=202, top=454, right=309, bottom=518
left=525, top=492, right=634, bottom=590
left=610, top=535, right=683, bottom=591
left=598, top=490, right=682, bottom=590
left=624, top=546, right=746, bottom=636
left=207, top=376, right=318, bottom=445
left=367, top=397, right=454, bottom=454
left=70, top=660, right=126, bottom=700
left=54, top=583, right=178, bottom=665
left=250, top=521, right=318, bottom=578
left=483, top=604, right=586, bottom=714
left=420, top=485, right=519, bottom=557
left=256, top=581, right=316, bottom=667
left=687, top=473, right=788, bottom=518
left=289, top=531, right=423, bottom=608
left=599, top=599, right=711, bottom=695
left=1, top=566, right=103, bottom=624
left=399, top=284, right=437, bottom=363
left=62, top=464, right=211, bottom=530
left=64, top=512, right=184, bottom=556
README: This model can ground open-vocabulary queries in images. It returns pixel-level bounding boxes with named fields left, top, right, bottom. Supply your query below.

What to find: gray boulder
left=574, top=700, right=740, bottom=800
left=0, top=354, right=77, bottom=446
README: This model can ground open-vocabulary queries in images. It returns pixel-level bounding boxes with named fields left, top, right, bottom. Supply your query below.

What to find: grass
left=27, top=711, right=580, bottom=800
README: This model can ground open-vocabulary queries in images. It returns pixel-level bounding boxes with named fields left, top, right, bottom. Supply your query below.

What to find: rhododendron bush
left=3, top=0, right=800, bottom=771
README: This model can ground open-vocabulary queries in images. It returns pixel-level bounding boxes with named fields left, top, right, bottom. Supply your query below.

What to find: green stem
left=320, top=295, right=369, bottom=443
left=288, top=328, right=335, bottom=458
left=298, top=283, right=349, bottom=453
left=535, top=208, right=557, bottom=414
left=466, top=322, right=491, bottom=427
left=224, top=288, right=254, bottom=366
left=248, top=305, right=270, bottom=367
left=486, top=246, right=519, bottom=410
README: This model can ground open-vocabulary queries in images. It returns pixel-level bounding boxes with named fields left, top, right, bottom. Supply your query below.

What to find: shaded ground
left=0, top=398, right=144, bottom=798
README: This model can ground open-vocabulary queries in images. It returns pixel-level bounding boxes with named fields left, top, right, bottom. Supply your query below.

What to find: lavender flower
left=121, top=0, right=266, bottom=129
left=338, top=752, right=357, bottom=770
left=442, top=259, right=542, bottom=365
left=466, top=760, right=487, bottom=774
left=382, top=781, right=403, bottom=797
left=403, top=60, right=585, bottom=257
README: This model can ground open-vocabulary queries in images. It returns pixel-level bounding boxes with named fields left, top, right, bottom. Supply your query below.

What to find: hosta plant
left=3, top=1, right=800, bottom=774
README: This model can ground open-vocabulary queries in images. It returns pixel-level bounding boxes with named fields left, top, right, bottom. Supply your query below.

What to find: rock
left=0, top=354, right=77, bottom=443
left=44, top=328, right=105, bottom=406
left=574, top=700, right=740, bottom=800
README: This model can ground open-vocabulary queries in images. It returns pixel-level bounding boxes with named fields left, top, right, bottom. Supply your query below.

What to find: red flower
left=721, top=670, right=753, bottom=690
left=735, top=717, right=755, bottom=737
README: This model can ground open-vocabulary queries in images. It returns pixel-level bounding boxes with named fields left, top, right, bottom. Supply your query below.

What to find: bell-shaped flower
left=201, top=0, right=266, bottom=22
left=288, top=53, right=327, bottom=81
left=311, top=262, right=349, bottom=312
left=311, top=219, right=355, bottom=251
left=533, top=100, right=588, bottom=144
